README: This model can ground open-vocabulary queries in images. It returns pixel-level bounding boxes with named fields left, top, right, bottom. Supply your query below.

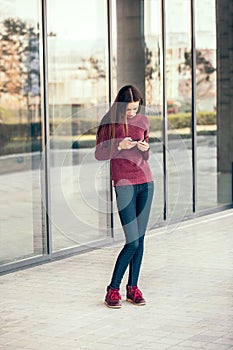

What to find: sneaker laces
left=109, top=289, right=121, bottom=301
left=132, top=286, right=143, bottom=300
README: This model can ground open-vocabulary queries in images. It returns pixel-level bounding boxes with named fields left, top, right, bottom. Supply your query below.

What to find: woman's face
left=125, top=101, right=140, bottom=118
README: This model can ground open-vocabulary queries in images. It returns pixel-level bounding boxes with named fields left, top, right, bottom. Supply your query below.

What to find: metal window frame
left=40, top=0, right=52, bottom=254
left=191, top=0, right=197, bottom=213
left=161, top=0, right=168, bottom=221
left=107, top=0, right=114, bottom=238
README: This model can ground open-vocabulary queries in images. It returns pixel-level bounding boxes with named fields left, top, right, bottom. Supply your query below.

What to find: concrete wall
left=116, top=0, right=145, bottom=100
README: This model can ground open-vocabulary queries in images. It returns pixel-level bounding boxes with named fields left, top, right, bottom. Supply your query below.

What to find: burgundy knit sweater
left=95, top=114, right=153, bottom=186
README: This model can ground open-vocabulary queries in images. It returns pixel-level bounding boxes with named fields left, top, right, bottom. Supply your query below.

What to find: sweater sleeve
left=95, top=126, right=121, bottom=161
left=139, top=124, right=150, bottom=161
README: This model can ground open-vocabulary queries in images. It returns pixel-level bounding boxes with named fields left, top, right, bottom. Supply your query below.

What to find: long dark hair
left=97, top=85, right=143, bottom=142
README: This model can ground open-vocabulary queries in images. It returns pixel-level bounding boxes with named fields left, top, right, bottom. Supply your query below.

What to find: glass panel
left=166, top=0, right=193, bottom=222
left=145, top=0, right=164, bottom=228
left=196, top=0, right=218, bottom=211
left=0, top=0, right=45, bottom=264
left=111, top=0, right=163, bottom=236
left=47, top=0, right=110, bottom=252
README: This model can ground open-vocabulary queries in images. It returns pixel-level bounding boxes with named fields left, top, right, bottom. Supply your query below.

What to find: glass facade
left=165, top=0, right=193, bottom=221
left=0, top=0, right=232, bottom=273
left=195, top=0, right=217, bottom=212
left=46, top=0, right=111, bottom=252
left=0, top=1, right=46, bottom=265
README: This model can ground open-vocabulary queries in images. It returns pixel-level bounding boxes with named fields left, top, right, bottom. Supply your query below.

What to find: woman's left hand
left=137, top=140, right=150, bottom=152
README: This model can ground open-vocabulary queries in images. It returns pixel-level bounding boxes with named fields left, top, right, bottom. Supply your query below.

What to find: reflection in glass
left=144, top=0, right=164, bottom=227
left=47, top=0, right=110, bottom=251
left=195, top=0, right=217, bottom=211
left=166, top=0, right=193, bottom=221
left=0, top=0, right=45, bottom=265
left=112, top=0, right=164, bottom=234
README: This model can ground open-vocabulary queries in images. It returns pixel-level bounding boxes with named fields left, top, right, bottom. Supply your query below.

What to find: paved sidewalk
left=1, top=209, right=233, bottom=350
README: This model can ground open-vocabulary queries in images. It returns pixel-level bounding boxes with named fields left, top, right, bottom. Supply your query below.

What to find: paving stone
left=1, top=209, right=233, bottom=350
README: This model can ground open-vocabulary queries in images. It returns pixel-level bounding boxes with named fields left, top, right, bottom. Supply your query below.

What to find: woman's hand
left=118, top=137, right=137, bottom=150
left=137, top=140, right=150, bottom=152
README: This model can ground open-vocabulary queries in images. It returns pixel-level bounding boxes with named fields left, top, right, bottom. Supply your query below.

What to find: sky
left=1, top=0, right=216, bottom=48
left=1, top=0, right=106, bottom=40
left=145, top=0, right=216, bottom=49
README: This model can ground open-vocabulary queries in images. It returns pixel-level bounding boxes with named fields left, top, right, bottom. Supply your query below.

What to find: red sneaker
left=105, top=286, right=122, bottom=308
left=126, top=285, right=146, bottom=306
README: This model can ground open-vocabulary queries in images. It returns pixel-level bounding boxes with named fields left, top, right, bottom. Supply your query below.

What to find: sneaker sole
left=126, top=298, right=146, bottom=306
left=104, top=301, right=122, bottom=309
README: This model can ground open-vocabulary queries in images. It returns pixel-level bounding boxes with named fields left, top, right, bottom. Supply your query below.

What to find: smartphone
left=131, top=138, right=141, bottom=142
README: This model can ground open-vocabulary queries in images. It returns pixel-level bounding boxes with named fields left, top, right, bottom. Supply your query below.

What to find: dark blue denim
left=109, top=182, right=154, bottom=289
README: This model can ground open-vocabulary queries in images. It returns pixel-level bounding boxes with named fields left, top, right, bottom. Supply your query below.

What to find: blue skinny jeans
left=109, top=181, right=154, bottom=290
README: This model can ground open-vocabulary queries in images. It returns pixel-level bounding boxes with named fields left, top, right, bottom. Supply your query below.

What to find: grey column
left=216, top=0, right=233, bottom=203
left=116, top=0, right=145, bottom=100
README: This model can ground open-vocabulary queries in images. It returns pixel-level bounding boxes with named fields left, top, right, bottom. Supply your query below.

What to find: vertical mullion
left=107, top=0, right=114, bottom=237
left=107, top=0, right=113, bottom=103
left=161, top=0, right=168, bottom=221
left=40, top=0, right=52, bottom=254
left=191, top=0, right=197, bottom=212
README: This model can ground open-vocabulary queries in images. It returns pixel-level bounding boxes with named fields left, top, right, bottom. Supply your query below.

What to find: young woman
left=95, top=85, right=154, bottom=308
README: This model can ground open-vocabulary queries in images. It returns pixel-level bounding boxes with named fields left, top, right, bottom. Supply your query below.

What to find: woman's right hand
left=118, top=137, right=136, bottom=150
